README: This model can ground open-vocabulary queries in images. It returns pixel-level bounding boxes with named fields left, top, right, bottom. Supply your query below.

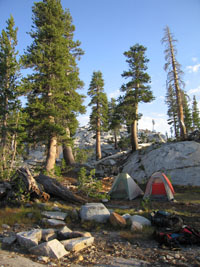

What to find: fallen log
left=11, top=168, right=50, bottom=201
left=36, top=173, right=85, bottom=204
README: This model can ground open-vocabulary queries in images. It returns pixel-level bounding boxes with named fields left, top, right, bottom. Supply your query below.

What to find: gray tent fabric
left=108, top=173, right=143, bottom=200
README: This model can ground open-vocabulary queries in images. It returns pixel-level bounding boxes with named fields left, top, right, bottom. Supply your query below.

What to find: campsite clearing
left=1, top=176, right=200, bottom=266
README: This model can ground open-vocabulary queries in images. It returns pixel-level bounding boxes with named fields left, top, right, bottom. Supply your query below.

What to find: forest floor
left=1, top=174, right=200, bottom=266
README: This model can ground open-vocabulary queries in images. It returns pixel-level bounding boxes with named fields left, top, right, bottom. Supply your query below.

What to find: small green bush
left=78, top=167, right=108, bottom=200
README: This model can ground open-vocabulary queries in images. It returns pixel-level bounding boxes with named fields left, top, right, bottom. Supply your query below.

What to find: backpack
left=151, top=210, right=183, bottom=230
left=154, top=225, right=200, bottom=249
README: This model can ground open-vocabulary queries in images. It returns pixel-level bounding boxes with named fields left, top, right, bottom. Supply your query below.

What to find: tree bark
left=46, top=136, right=57, bottom=172
left=131, top=90, right=139, bottom=152
left=114, top=129, right=118, bottom=149
left=168, top=28, right=186, bottom=140
left=12, top=167, right=50, bottom=201
left=36, top=173, right=85, bottom=203
left=62, top=127, right=75, bottom=165
left=96, top=117, right=101, bottom=160
left=131, top=120, right=138, bottom=152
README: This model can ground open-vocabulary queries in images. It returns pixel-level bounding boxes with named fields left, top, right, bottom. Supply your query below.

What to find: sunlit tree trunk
left=131, top=102, right=139, bottom=152
left=62, top=127, right=75, bottom=165
left=46, top=136, right=57, bottom=172
left=96, top=117, right=101, bottom=160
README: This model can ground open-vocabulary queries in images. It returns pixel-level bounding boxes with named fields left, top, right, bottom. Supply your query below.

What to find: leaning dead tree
left=162, top=26, right=187, bottom=140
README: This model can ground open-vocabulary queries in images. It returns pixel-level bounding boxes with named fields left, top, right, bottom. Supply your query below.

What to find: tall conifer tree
left=0, top=15, right=21, bottom=172
left=108, top=98, right=121, bottom=149
left=192, top=95, right=200, bottom=130
left=88, top=71, right=108, bottom=160
left=120, top=44, right=154, bottom=151
left=22, top=0, right=85, bottom=172
left=182, top=92, right=192, bottom=134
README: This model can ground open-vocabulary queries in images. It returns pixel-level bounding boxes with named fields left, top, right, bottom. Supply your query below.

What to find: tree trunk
left=131, top=90, right=139, bottom=152
left=63, top=145, right=75, bottom=165
left=12, top=167, right=50, bottom=201
left=62, top=127, right=75, bottom=165
left=168, top=28, right=186, bottom=140
left=37, top=173, right=85, bottom=203
left=2, top=96, right=8, bottom=170
left=96, top=117, right=101, bottom=160
left=131, top=120, right=138, bottom=152
left=114, top=129, right=118, bottom=149
left=46, top=136, right=57, bottom=172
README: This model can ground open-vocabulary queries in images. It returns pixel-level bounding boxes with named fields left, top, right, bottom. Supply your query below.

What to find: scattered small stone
left=38, top=256, right=49, bottom=263
left=42, top=229, right=57, bottom=241
left=166, top=254, right=173, bottom=260
left=174, top=253, right=181, bottom=259
left=2, top=224, right=10, bottom=229
left=109, top=212, right=126, bottom=228
left=71, top=209, right=79, bottom=221
left=2, top=235, right=16, bottom=246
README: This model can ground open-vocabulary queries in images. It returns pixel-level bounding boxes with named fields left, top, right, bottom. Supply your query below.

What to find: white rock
left=123, top=141, right=200, bottom=186
left=17, top=229, right=42, bottom=249
left=42, top=218, right=66, bottom=227
left=131, top=215, right=151, bottom=231
left=80, top=203, right=110, bottom=223
left=29, top=239, right=69, bottom=259
left=42, top=229, right=57, bottom=241
left=61, top=236, right=94, bottom=252
left=41, top=211, right=67, bottom=221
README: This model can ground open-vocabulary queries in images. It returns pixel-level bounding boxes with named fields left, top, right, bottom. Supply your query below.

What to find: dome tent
left=108, top=173, right=143, bottom=200
left=143, top=172, right=175, bottom=201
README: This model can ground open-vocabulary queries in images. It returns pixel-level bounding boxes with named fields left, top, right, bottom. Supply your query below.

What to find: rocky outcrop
left=123, top=141, right=200, bottom=186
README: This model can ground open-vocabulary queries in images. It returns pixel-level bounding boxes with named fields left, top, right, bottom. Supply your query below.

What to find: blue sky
left=1, top=0, right=200, bottom=134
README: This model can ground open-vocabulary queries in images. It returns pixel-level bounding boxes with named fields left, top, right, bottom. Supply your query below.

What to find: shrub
left=78, top=167, right=108, bottom=200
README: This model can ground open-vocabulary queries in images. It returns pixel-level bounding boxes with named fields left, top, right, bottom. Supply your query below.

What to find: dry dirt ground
left=1, top=176, right=200, bottom=267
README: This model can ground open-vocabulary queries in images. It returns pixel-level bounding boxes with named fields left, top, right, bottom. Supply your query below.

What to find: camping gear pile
left=151, top=210, right=200, bottom=249
left=108, top=172, right=200, bottom=249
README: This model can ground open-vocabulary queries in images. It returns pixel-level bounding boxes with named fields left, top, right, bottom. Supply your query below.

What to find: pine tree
left=22, top=0, right=85, bottom=172
left=165, top=83, right=179, bottom=138
left=162, top=26, right=186, bottom=140
left=88, top=71, right=108, bottom=160
left=0, top=15, right=21, bottom=173
left=108, top=98, right=121, bottom=149
left=182, top=92, right=192, bottom=134
left=192, top=95, right=200, bottom=130
left=120, top=44, right=154, bottom=151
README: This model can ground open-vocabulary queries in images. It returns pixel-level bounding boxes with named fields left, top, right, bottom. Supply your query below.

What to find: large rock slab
left=42, top=218, right=66, bottom=227
left=61, top=236, right=94, bottom=252
left=29, top=239, right=69, bottom=259
left=41, top=211, right=67, bottom=221
left=80, top=203, right=110, bottom=223
left=123, top=141, right=200, bottom=186
left=17, top=229, right=42, bottom=249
